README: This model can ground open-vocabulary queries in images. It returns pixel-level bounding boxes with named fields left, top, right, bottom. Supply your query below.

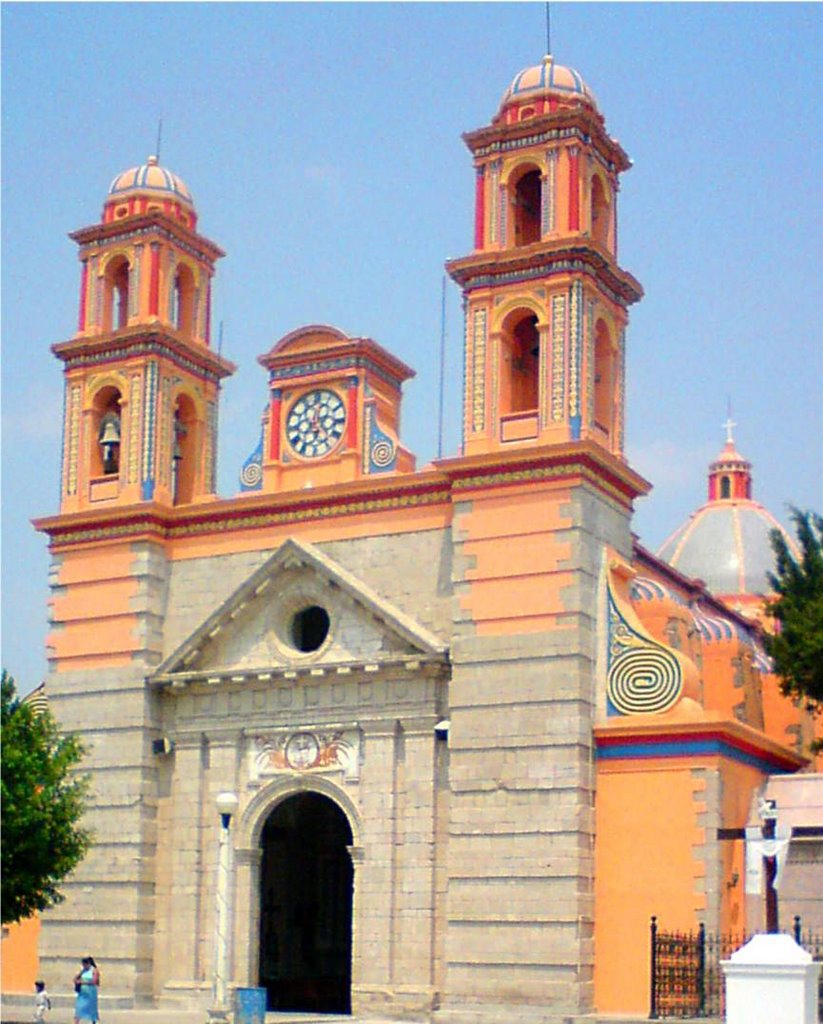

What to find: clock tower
left=253, top=324, right=416, bottom=492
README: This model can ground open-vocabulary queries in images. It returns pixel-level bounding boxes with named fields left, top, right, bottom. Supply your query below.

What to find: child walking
left=33, top=980, right=51, bottom=1022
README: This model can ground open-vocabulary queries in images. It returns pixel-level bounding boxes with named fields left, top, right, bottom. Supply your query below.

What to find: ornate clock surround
left=256, top=324, right=416, bottom=492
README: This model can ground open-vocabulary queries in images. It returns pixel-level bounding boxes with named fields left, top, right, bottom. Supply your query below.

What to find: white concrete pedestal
left=721, top=933, right=821, bottom=1024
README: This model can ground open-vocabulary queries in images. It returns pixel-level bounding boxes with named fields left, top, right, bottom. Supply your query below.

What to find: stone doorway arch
left=233, top=778, right=363, bottom=1014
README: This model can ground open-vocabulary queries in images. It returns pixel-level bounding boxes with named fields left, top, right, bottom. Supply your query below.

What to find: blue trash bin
left=234, top=986, right=267, bottom=1024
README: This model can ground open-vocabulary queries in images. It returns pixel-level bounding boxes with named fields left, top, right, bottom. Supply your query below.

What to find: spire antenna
left=545, top=2, right=551, bottom=57
left=437, top=276, right=447, bottom=460
left=155, top=117, right=163, bottom=163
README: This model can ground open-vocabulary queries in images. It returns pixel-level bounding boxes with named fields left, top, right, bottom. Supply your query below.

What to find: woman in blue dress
left=73, top=956, right=100, bottom=1024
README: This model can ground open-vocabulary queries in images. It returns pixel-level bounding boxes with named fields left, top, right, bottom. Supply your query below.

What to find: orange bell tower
left=446, top=55, right=642, bottom=458
left=53, top=156, right=235, bottom=513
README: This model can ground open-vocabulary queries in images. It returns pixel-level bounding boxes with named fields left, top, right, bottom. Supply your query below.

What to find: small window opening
left=501, top=312, right=540, bottom=415
left=720, top=476, right=731, bottom=499
left=171, top=394, right=197, bottom=505
left=104, top=258, right=130, bottom=331
left=513, top=168, right=542, bottom=246
left=594, top=320, right=613, bottom=437
left=591, top=175, right=610, bottom=248
left=290, top=606, right=330, bottom=652
left=91, top=386, right=123, bottom=479
left=173, top=263, right=196, bottom=336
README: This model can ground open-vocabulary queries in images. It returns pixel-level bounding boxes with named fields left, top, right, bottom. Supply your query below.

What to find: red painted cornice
left=463, top=108, right=631, bottom=172
left=595, top=712, right=806, bottom=773
left=34, top=443, right=649, bottom=549
left=446, top=240, right=643, bottom=307
left=437, top=441, right=650, bottom=505
left=51, top=325, right=237, bottom=380
left=69, top=212, right=224, bottom=262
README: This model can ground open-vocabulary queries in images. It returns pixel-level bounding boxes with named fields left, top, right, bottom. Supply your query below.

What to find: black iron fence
left=649, top=915, right=823, bottom=1019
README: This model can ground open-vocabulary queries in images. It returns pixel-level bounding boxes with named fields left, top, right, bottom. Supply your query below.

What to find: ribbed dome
left=658, top=501, right=787, bottom=597
left=498, top=54, right=598, bottom=116
left=108, top=155, right=194, bottom=207
left=657, top=431, right=795, bottom=599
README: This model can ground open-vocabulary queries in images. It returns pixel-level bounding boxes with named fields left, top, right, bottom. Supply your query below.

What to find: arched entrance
left=258, top=792, right=353, bottom=1013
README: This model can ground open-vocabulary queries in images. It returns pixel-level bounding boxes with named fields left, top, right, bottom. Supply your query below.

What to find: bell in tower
left=52, top=156, right=235, bottom=512
left=447, top=54, right=642, bottom=460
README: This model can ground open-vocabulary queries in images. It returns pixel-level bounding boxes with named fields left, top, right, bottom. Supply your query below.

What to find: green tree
left=764, top=508, right=823, bottom=712
left=1, top=670, right=91, bottom=924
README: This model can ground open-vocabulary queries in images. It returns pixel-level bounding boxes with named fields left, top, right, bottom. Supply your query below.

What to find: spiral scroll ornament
left=371, top=440, right=395, bottom=468
left=607, top=601, right=683, bottom=715
left=240, top=460, right=263, bottom=488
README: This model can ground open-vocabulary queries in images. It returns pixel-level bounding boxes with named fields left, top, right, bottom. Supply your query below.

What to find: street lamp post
left=209, top=791, right=239, bottom=1022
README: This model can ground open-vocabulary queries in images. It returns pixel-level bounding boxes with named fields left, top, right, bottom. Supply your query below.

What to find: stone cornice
left=151, top=653, right=449, bottom=691
left=445, top=241, right=643, bottom=307
left=52, top=325, right=237, bottom=381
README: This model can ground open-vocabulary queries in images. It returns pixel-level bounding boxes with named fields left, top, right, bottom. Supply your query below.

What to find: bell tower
left=446, top=55, right=642, bottom=458
left=54, top=156, right=235, bottom=513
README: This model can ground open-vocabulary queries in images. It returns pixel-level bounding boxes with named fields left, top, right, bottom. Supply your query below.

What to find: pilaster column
left=392, top=718, right=439, bottom=996
left=474, top=165, right=485, bottom=249
left=233, top=847, right=263, bottom=987
left=149, top=243, right=161, bottom=317
left=77, top=259, right=89, bottom=333
left=160, top=737, right=206, bottom=987
left=346, top=376, right=358, bottom=450
left=268, top=388, right=282, bottom=460
left=353, top=722, right=398, bottom=991
left=538, top=323, right=552, bottom=428
left=568, top=146, right=581, bottom=232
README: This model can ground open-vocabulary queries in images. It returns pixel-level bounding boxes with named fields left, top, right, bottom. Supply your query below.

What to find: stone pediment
left=148, top=538, right=448, bottom=688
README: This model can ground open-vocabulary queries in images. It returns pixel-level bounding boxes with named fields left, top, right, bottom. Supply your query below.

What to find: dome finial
left=723, top=396, right=736, bottom=445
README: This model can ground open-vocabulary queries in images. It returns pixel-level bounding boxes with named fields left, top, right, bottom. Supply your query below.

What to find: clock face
left=286, top=389, right=347, bottom=459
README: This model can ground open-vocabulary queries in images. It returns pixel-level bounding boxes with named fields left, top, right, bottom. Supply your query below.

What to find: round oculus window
left=290, top=605, right=330, bottom=653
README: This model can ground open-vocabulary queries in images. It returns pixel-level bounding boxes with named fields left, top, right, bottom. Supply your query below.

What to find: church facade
left=21, top=54, right=817, bottom=1019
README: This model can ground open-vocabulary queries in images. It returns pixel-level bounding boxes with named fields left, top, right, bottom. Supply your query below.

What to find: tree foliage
left=1, top=670, right=92, bottom=924
left=764, top=508, right=823, bottom=712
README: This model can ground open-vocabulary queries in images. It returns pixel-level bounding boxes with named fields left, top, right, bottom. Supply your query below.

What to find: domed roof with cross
left=657, top=422, right=797, bottom=605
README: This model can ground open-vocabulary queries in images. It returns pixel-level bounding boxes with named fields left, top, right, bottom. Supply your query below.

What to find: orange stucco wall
left=453, top=482, right=575, bottom=634
left=1, top=916, right=40, bottom=993
left=594, top=761, right=706, bottom=1014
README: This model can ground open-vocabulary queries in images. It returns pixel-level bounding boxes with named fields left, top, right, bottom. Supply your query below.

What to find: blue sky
left=2, top=2, right=822, bottom=692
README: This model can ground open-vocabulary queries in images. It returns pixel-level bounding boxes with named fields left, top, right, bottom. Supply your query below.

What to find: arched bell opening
left=500, top=311, right=540, bottom=416
left=171, top=393, right=198, bottom=505
left=591, top=174, right=611, bottom=249
left=90, top=386, right=123, bottom=479
left=511, top=165, right=542, bottom=247
left=103, top=256, right=130, bottom=332
left=258, top=791, right=354, bottom=1014
left=171, top=262, right=196, bottom=337
left=720, top=475, right=731, bottom=500
left=593, top=318, right=615, bottom=443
